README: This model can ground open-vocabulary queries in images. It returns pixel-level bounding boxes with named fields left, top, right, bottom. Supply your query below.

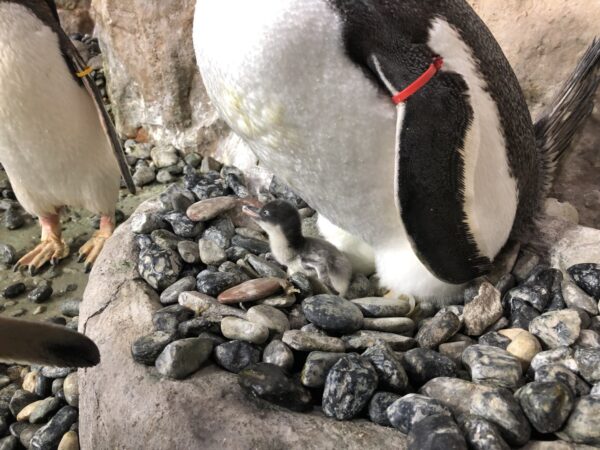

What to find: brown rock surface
left=78, top=200, right=407, bottom=449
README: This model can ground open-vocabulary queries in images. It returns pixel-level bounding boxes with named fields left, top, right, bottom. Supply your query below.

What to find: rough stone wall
left=90, top=0, right=225, bottom=153
left=56, top=0, right=94, bottom=35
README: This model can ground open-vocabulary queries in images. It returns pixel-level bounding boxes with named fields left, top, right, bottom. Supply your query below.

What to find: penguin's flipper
left=42, top=0, right=136, bottom=195
left=301, top=259, right=339, bottom=295
left=368, top=55, right=492, bottom=284
left=0, top=317, right=100, bottom=367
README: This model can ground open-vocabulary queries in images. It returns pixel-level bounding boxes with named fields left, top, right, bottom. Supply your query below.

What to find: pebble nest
left=129, top=157, right=600, bottom=449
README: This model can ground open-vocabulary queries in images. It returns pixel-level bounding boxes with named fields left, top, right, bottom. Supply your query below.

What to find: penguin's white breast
left=194, top=0, right=403, bottom=244
left=0, top=3, right=119, bottom=216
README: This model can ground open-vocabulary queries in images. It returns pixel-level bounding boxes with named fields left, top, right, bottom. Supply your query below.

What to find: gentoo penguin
left=0, top=317, right=100, bottom=367
left=243, top=200, right=352, bottom=296
left=194, top=0, right=600, bottom=299
left=0, top=0, right=134, bottom=274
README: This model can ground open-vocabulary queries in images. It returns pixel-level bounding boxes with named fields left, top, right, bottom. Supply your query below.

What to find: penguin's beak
left=242, top=205, right=261, bottom=220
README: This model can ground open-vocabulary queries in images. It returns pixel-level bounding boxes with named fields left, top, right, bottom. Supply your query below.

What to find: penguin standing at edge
left=243, top=200, right=353, bottom=296
left=0, top=0, right=135, bottom=274
left=194, top=0, right=600, bottom=299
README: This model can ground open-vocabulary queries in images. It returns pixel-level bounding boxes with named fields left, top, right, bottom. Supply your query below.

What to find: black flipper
left=0, top=317, right=100, bottom=367
left=28, top=0, right=136, bottom=195
left=535, top=38, right=600, bottom=194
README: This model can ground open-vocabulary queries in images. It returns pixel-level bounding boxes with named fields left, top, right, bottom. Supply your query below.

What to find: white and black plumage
left=243, top=200, right=352, bottom=296
left=0, top=0, right=134, bottom=273
left=0, top=316, right=100, bottom=367
left=194, top=0, right=600, bottom=299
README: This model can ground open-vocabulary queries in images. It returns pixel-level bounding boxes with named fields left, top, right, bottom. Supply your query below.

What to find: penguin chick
left=0, top=0, right=135, bottom=275
left=0, top=317, right=100, bottom=367
left=243, top=200, right=352, bottom=296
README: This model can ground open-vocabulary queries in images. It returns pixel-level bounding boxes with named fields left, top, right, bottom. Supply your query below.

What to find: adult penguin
left=0, top=0, right=135, bottom=274
left=193, top=0, right=600, bottom=298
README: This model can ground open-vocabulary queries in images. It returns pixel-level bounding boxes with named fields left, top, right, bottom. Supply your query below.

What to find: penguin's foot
left=78, top=215, right=115, bottom=272
left=14, top=215, right=69, bottom=275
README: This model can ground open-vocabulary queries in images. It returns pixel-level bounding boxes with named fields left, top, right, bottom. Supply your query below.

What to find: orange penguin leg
left=14, top=214, right=70, bottom=275
left=78, top=215, right=115, bottom=272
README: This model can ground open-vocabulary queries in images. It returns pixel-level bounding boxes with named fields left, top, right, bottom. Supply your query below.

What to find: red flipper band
left=392, top=57, right=444, bottom=105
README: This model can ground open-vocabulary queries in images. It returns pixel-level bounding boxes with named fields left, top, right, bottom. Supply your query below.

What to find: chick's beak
left=242, top=205, right=261, bottom=219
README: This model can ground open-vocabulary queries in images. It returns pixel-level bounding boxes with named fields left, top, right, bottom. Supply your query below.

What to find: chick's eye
left=263, top=210, right=270, bottom=217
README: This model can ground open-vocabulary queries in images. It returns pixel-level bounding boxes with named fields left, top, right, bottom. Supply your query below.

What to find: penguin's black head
left=243, top=200, right=304, bottom=246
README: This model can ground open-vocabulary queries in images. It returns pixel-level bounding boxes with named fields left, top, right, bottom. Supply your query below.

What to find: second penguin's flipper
left=42, top=0, right=136, bottom=195
left=0, top=317, right=100, bottom=367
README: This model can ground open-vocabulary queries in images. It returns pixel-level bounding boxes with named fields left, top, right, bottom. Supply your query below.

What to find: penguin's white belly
left=0, top=3, right=119, bottom=217
left=194, top=0, right=515, bottom=298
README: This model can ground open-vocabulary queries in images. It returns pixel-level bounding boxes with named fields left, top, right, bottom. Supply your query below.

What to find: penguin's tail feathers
left=0, top=317, right=100, bottom=367
left=535, top=38, right=600, bottom=193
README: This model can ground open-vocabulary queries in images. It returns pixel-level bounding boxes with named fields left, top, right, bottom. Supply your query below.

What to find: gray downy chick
left=243, top=200, right=352, bottom=296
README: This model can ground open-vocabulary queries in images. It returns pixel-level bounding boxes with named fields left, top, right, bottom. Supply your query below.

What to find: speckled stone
left=558, top=396, right=600, bottom=446
left=463, top=282, right=503, bottom=336
left=152, top=305, right=194, bottom=334
left=239, top=363, right=312, bottom=412
left=186, top=196, right=237, bottom=222
left=218, top=278, right=285, bottom=304
left=155, top=338, right=213, bottom=379
left=282, top=330, right=346, bottom=353
left=27, top=284, right=53, bottom=304
left=245, top=254, right=287, bottom=279
left=138, top=244, right=182, bottom=291
left=568, top=263, right=600, bottom=300
left=179, top=291, right=246, bottom=320
left=529, top=309, right=582, bottom=348
left=262, top=340, right=294, bottom=371
left=530, top=346, right=579, bottom=373
left=459, top=415, right=510, bottom=450
left=362, top=342, right=408, bottom=393
left=343, top=330, right=416, bottom=351
left=575, top=329, right=600, bottom=349
left=289, top=272, right=313, bottom=301
left=221, top=317, right=269, bottom=344
left=247, top=305, right=290, bottom=334
left=407, top=414, right=467, bottom=450
left=562, top=281, right=599, bottom=315
left=177, top=240, right=200, bottom=264
left=516, top=381, right=574, bottom=433
left=302, top=295, right=363, bottom=334
left=214, top=340, right=261, bottom=373
left=322, top=354, right=378, bottom=420
left=416, top=311, right=461, bottom=349
left=575, top=348, right=600, bottom=384
left=403, top=348, right=458, bottom=387
left=131, top=212, right=166, bottom=234
left=439, top=341, right=472, bottom=365
left=479, top=332, right=511, bottom=350
left=300, top=352, right=346, bottom=388
left=463, top=345, right=522, bottom=389
left=534, top=364, right=578, bottom=394
left=28, top=397, right=61, bottom=424
left=368, top=392, right=400, bottom=427
left=350, top=297, right=412, bottom=318
left=421, top=378, right=531, bottom=446
left=387, top=394, right=453, bottom=434
left=198, top=239, right=227, bottom=266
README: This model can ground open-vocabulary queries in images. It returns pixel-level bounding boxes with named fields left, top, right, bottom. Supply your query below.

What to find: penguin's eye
left=262, top=210, right=271, bottom=217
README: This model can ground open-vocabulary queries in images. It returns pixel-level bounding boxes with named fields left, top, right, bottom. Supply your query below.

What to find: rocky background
left=55, top=0, right=600, bottom=228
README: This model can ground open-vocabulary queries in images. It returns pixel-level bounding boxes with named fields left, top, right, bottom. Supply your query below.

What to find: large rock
left=79, top=200, right=407, bottom=449
left=90, top=0, right=225, bottom=152
left=57, top=0, right=94, bottom=35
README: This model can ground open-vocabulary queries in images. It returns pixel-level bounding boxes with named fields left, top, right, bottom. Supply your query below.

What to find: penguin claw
left=77, top=254, right=86, bottom=263
left=84, top=263, right=92, bottom=274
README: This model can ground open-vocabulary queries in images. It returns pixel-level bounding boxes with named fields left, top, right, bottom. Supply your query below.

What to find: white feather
left=0, top=3, right=120, bottom=218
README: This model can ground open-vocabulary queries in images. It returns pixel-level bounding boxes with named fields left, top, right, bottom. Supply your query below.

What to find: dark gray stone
left=387, top=394, right=452, bottom=434
left=343, top=330, right=416, bottom=352
left=27, top=284, right=53, bottom=304
left=478, top=332, right=511, bottom=350
left=322, top=354, right=378, bottom=420
left=131, top=331, right=176, bottom=365
left=350, top=297, right=412, bottom=318
left=368, top=392, right=400, bottom=427
left=529, top=309, right=582, bottom=348
left=300, top=352, right=346, bottom=388
left=530, top=346, right=579, bottom=373
left=152, top=305, right=194, bottom=334
left=534, top=364, right=578, bottom=394
left=568, top=263, right=600, bottom=300
left=2, top=283, right=25, bottom=299
left=516, top=381, right=574, bottom=433
left=231, top=235, right=270, bottom=254
left=159, top=277, right=196, bottom=305
left=459, top=415, right=510, bottom=450
left=131, top=212, right=166, bottom=234
left=214, top=340, right=261, bottom=374
left=9, top=390, right=38, bottom=417
left=238, top=363, right=312, bottom=412
left=407, top=414, right=467, bottom=450
left=245, top=254, right=286, bottom=279
left=262, top=340, right=294, bottom=372
left=29, top=397, right=61, bottom=424
left=155, top=338, right=213, bottom=379
left=558, top=396, right=600, bottom=446
left=196, top=270, right=245, bottom=297
left=60, top=299, right=80, bottom=318
left=362, top=342, right=408, bottom=393
left=509, top=299, right=540, bottom=329
left=0, top=244, right=16, bottom=265
left=403, top=348, right=458, bottom=387
left=177, top=240, right=200, bottom=264
left=303, top=295, right=363, bottom=334
left=30, top=406, right=77, bottom=450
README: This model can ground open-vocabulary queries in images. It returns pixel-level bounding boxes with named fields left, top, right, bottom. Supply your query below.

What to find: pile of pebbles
left=130, top=164, right=600, bottom=448
left=0, top=365, right=80, bottom=450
